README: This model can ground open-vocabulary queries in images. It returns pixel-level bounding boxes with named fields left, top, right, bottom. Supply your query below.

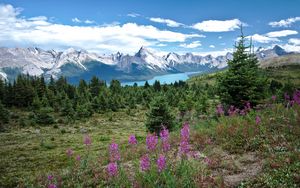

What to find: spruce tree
left=145, top=96, right=174, bottom=134
left=217, top=29, right=266, bottom=108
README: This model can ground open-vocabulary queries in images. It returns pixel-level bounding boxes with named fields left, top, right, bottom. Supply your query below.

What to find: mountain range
left=0, top=45, right=297, bottom=83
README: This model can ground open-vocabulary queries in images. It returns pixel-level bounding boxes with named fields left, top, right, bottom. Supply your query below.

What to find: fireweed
left=179, top=122, right=190, bottom=156
left=128, top=134, right=138, bottom=145
left=66, top=148, right=73, bottom=157
left=109, top=142, right=120, bottom=162
left=255, top=116, right=261, bottom=125
left=216, top=104, right=224, bottom=116
left=160, top=127, right=171, bottom=152
left=107, top=162, right=118, bottom=177
left=157, top=154, right=166, bottom=172
left=140, top=154, right=151, bottom=172
left=48, top=184, right=57, bottom=188
left=146, top=133, right=158, bottom=151
left=83, top=134, right=92, bottom=146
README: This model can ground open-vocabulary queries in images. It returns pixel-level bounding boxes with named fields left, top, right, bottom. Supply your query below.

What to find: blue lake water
left=121, top=71, right=202, bottom=86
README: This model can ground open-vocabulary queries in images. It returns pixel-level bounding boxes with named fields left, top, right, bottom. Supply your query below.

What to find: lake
left=121, top=71, right=202, bottom=86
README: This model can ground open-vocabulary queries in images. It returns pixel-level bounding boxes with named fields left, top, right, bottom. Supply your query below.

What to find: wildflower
left=293, top=90, right=300, bottom=105
left=128, top=134, right=138, bottom=145
left=107, top=162, right=118, bottom=177
left=255, top=116, right=261, bottom=125
left=48, top=184, right=57, bottom=188
left=160, top=127, right=170, bottom=152
left=109, top=142, right=120, bottom=162
left=140, top=154, right=150, bottom=171
left=66, top=148, right=73, bottom=157
left=245, top=101, right=251, bottom=110
left=271, top=95, right=276, bottom=101
left=216, top=104, right=224, bottom=116
left=146, top=133, right=158, bottom=151
left=204, top=157, right=212, bottom=165
left=83, top=134, right=91, bottom=146
left=47, top=175, right=53, bottom=181
left=157, top=154, right=166, bottom=172
left=179, top=122, right=190, bottom=155
left=76, top=155, right=81, bottom=161
left=240, top=109, right=246, bottom=116
left=228, top=105, right=236, bottom=116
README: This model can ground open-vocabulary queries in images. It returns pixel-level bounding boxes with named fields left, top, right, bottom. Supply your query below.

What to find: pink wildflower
left=293, top=90, right=300, bottom=105
left=47, top=175, right=53, bottom=181
left=146, top=133, right=158, bottom=151
left=157, top=154, right=166, bottom=172
left=160, top=127, right=171, bottom=152
left=48, top=184, right=57, bottom=188
left=204, top=157, right=212, bottom=165
left=83, top=134, right=91, bottom=146
left=109, top=142, right=120, bottom=162
left=140, top=154, right=150, bottom=171
left=66, top=148, right=73, bottom=157
left=179, top=122, right=190, bottom=155
left=107, top=162, right=118, bottom=177
left=271, top=95, right=276, bottom=101
left=76, top=155, right=81, bottom=161
left=216, top=104, right=224, bottom=116
left=128, top=134, right=138, bottom=145
left=255, top=116, right=261, bottom=125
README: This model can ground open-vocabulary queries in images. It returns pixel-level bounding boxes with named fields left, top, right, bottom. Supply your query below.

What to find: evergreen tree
left=0, top=101, right=9, bottom=125
left=217, top=29, right=266, bottom=107
left=145, top=96, right=174, bottom=134
left=153, top=80, right=161, bottom=92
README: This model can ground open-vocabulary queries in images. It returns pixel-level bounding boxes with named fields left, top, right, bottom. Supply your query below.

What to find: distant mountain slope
left=0, top=45, right=298, bottom=82
left=259, top=54, right=300, bottom=68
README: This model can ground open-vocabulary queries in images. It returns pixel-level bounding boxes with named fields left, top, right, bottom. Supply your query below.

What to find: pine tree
left=217, top=28, right=266, bottom=108
left=0, top=101, right=9, bottom=125
left=145, top=96, right=174, bottom=134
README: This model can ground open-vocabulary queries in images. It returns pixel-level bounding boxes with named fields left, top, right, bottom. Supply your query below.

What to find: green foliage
left=35, top=107, right=55, bottom=125
left=145, top=96, right=175, bottom=133
left=217, top=30, right=266, bottom=107
left=0, top=102, right=9, bottom=125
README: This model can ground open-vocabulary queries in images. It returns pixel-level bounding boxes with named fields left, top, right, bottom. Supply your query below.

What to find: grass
left=0, top=109, right=147, bottom=187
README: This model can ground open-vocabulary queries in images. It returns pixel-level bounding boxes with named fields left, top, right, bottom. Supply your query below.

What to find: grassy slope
left=0, top=110, right=147, bottom=187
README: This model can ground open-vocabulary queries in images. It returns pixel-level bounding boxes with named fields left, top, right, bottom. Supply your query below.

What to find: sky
left=0, top=0, right=300, bottom=56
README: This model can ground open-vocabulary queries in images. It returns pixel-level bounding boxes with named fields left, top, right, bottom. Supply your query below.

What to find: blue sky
left=1, top=0, right=300, bottom=55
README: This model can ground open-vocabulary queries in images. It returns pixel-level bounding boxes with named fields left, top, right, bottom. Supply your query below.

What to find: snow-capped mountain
left=0, top=45, right=297, bottom=82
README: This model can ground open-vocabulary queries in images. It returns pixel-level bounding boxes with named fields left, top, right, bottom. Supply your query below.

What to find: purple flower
left=271, top=95, right=276, bottom=101
left=204, top=157, right=212, bottom=165
left=48, top=184, right=57, bottom=188
left=140, top=154, right=150, bottom=172
left=76, top=155, right=81, bottom=161
left=157, top=154, right=166, bottom=172
left=216, top=104, right=224, bottom=116
left=47, top=175, right=53, bottom=181
left=107, top=162, right=118, bottom=177
left=255, top=116, right=261, bottom=125
left=179, top=122, right=190, bottom=156
left=160, top=127, right=171, bottom=152
left=240, top=109, right=246, bottom=116
left=109, top=142, right=120, bottom=162
left=146, top=133, right=158, bottom=151
left=83, top=135, right=91, bottom=146
left=128, top=134, right=138, bottom=145
left=66, top=148, right=73, bottom=157
left=293, top=90, right=300, bottom=105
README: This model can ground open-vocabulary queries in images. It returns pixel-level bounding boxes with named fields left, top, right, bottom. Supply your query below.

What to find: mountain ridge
left=0, top=45, right=297, bottom=82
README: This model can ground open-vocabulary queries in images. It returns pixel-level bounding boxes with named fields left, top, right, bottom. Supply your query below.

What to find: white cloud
left=72, top=17, right=95, bottom=24
left=0, top=4, right=201, bottom=54
left=209, top=45, right=215, bottom=48
left=157, top=43, right=167, bottom=47
left=84, top=19, right=95, bottom=24
left=269, top=17, right=300, bottom=27
left=127, top=13, right=140, bottom=18
left=192, top=48, right=233, bottom=57
left=180, top=41, right=201, bottom=48
left=248, top=34, right=280, bottom=43
left=266, top=30, right=298, bottom=38
left=192, top=19, right=244, bottom=32
left=72, top=17, right=81, bottom=23
left=281, top=44, right=300, bottom=52
left=149, top=17, right=183, bottom=27
left=218, top=36, right=222, bottom=39
left=288, top=38, right=300, bottom=46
